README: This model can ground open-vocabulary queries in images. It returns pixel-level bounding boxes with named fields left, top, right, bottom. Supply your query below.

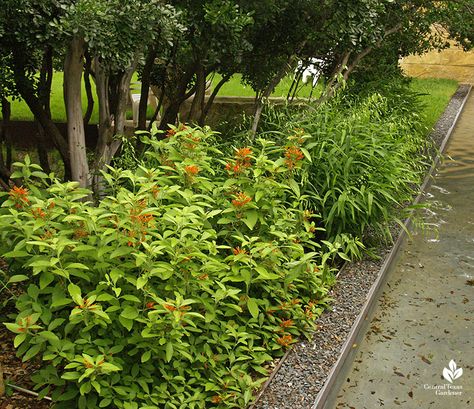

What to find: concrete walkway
left=325, top=92, right=474, bottom=408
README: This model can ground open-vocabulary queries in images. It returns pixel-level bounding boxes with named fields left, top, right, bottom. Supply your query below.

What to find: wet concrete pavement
left=325, top=92, right=474, bottom=408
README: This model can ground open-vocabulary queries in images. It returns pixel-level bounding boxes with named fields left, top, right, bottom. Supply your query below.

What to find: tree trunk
left=64, top=36, right=89, bottom=187
left=115, top=59, right=138, bottom=136
left=36, top=48, right=53, bottom=174
left=0, top=97, right=12, bottom=185
left=92, top=56, right=138, bottom=194
left=147, top=82, right=166, bottom=132
left=91, top=58, right=113, bottom=194
left=159, top=67, right=196, bottom=132
left=251, top=59, right=294, bottom=137
left=12, top=56, right=71, bottom=179
left=187, top=64, right=206, bottom=123
left=138, top=47, right=157, bottom=130
left=198, top=73, right=231, bottom=126
left=83, top=49, right=94, bottom=127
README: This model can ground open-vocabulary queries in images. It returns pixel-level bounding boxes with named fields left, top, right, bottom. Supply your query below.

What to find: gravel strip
left=252, top=84, right=472, bottom=409
left=429, top=84, right=471, bottom=148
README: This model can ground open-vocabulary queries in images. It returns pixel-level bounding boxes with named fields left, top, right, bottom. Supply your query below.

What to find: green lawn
left=1, top=73, right=458, bottom=131
left=408, top=78, right=459, bottom=131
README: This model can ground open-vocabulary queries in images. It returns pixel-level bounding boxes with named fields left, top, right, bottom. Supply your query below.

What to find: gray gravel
left=251, top=84, right=472, bottom=409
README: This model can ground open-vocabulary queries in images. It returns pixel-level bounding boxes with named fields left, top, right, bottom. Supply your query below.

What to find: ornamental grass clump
left=0, top=125, right=332, bottom=409
left=257, top=89, right=430, bottom=252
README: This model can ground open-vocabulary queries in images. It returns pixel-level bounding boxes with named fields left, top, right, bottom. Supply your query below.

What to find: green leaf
left=14, top=332, right=27, bottom=348
left=8, top=275, right=29, bottom=283
left=68, top=283, right=82, bottom=305
left=300, top=147, right=312, bottom=162
left=243, top=210, right=258, bottom=230
left=4, top=323, right=22, bottom=333
left=99, top=399, right=112, bottom=408
left=110, top=246, right=134, bottom=259
left=119, top=315, right=133, bottom=331
left=165, top=342, right=173, bottom=362
left=61, top=372, right=81, bottom=380
left=66, top=263, right=90, bottom=270
left=28, top=259, right=53, bottom=268
left=120, top=306, right=139, bottom=320
left=22, top=344, right=42, bottom=361
left=51, top=298, right=73, bottom=308
left=136, top=276, right=147, bottom=289
left=247, top=298, right=259, bottom=319
left=39, top=272, right=54, bottom=289
left=48, top=318, right=65, bottom=331
left=39, top=331, right=60, bottom=343
left=141, top=350, right=152, bottom=363
left=288, top=179, right=300, bottom=197
left=255, top=266, right=279, bottom=280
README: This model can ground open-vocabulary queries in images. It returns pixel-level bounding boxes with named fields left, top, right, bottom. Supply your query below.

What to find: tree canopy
left=1, top=0, right=473, bottom=189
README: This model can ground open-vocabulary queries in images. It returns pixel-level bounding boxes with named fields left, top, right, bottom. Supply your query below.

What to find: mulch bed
left=0, top=258, right=51, bottom=408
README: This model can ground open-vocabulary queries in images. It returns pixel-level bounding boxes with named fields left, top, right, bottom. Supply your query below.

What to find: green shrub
left=257, top=90, right=430, bottom=246
left=0, top=126, right=331, bottom=409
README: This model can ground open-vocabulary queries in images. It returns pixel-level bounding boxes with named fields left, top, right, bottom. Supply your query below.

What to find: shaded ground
left=0, top=259, right=51, bottom=408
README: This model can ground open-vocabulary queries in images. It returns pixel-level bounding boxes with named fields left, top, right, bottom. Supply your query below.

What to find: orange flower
left=279, top=319, right=294, bottom=328
left=8, top=186, right=30, bottom=207
left=73, top=228, right=89, bottom=239
left=276, top=334, right=293, bottom=347
left=83, top=359, right=94, bottom=369
left=31, top=208, right=46, bottom=219
left=146, top=302, right=156, bottom=309
left=211, top=395, right=222, bottom=404
left=233, top=163, right=242, bottom=174
left=284, top=146, right=305, bottom=169
left=235, top=147, right=252, bottom=158
left=198, top=273, right=209, bottom=280
left=166, top=128, right=177, bottom=138
left=235, top=147, right=252, bottom=168
left=151, top=185, right=160, bottom=198
left=232, top=192, right=251, bottom=208
left=164, top=304, right=177, bottom=312
left=232, top=247, right=247, bottom=255
left=41, top=230, right=54, bottom=240
left=184, top=165, right=200, bottom=176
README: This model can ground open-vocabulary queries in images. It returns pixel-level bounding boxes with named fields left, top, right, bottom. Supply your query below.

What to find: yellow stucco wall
left=400, top=46, right=474, bottom=84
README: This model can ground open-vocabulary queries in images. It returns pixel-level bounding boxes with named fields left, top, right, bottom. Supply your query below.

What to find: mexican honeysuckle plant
left=0, top=125, right=331, bottom=409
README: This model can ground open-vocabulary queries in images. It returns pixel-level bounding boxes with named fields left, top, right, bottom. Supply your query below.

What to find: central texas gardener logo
left=442, top=360, right=463, bottom=383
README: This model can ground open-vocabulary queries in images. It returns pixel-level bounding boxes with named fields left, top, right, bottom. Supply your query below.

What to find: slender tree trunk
left=199, top=73, right=231, bottom=126
left=92, top=58, right=113, bottom=193
left=0, top=97, right=12, bottom=185
left=36, top=47, right=54, bottom=174
left=187, top=64, right=206, bottom=123
left=158, top=67, right=196, bottom=132
left=147, top=82, right=166, bottom=131
left=12, top=57, right=71, bottom=179
left=251, top=58, right=295, bottom=136
left=64, top=35, right=89, bottom=187
left=138, top=47, right=157, bottom=130
left=92, top=56, right=138, bottom=194
left=115, top=60, right=138, bottom=135
left=83, top=49, right=94, bottom=127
